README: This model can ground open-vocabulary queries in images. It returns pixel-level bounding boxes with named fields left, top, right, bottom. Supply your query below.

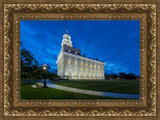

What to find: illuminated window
left=68, top=60, right=71, bottom=64
left=98, top=66, right=100, bottom=69
left=75, top=52, right=77, bottom=54
left=90, top=64, right=92, bottom=68
left=75, top=61, right=77, bottom=65
left=86, top=64, right=88, bottom=67
left=75, top=72, right=77, bottom=76
left=68, top=50, right=71, bottom=52
left=81, top=62, right=83, bottom=66
left=81, top=72, right=83, bottom=76
left=75, top=67, right=77, bottom=69
left=94, top=65, right=96, bottom=68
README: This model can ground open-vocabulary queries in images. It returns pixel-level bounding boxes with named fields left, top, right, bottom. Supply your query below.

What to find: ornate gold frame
left=0, top=0, right=160, bottom=119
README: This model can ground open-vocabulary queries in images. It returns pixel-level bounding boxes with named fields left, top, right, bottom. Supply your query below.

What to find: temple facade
left=56, top=31, right=106, bottom=80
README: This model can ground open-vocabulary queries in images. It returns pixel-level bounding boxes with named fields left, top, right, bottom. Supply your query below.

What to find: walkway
left=46, top=80, right=140, bottom=99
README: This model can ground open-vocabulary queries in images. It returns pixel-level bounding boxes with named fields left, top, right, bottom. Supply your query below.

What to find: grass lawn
left=52, top=79, right=140, bottom=94
left=20, top=83, right=122, bottom=100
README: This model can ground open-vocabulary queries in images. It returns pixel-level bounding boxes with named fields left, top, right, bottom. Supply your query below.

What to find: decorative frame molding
left=0, top=0, right=160, bottom=119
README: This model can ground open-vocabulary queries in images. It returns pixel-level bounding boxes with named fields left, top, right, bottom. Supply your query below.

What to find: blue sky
left=20, top=20, right=140, bottom=75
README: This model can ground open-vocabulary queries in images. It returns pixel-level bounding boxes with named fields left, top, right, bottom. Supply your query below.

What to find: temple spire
left=61, top=29, right=72, bottom=47
left=66, top=29, right=68, bottom=34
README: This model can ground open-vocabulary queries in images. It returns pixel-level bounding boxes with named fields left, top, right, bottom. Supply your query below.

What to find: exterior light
left=42, top=64, right=48, bottom=88
left=43, top=64, right=47, bottom=70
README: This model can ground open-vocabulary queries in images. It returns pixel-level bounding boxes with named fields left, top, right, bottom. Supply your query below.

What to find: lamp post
left=43, top=64, right=48, bottom=88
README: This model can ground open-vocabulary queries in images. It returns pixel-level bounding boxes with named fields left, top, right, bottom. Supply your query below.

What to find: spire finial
left=66, top=29, right=68, bottom=34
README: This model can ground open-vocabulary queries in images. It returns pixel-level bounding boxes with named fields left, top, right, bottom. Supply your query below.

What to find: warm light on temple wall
left=75, top=52, right=77, bottom=54
left=94, top=65, right=96, bottom=68
left=75, top=61, right=77, bottom=65
left=86, top=64, right=88, bottom=67
left=81, top=62, right=83, bottom=66
left=68, top=50, right=71, bottom=52
left=75, top=67, right=77, bottom=69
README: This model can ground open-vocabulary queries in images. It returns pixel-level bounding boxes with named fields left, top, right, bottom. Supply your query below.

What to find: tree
left=20, top=48, right=41, bottom=83
left=107, top=74, right=118, bottom=79
left=119, top=72, right=126, bottom=79
left=104, top=74, right=109, bottom=79
left=126, top=73, right=136, bottom=80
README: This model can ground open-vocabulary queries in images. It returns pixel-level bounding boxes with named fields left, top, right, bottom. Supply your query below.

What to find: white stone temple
left=56, top=30, right=106, bottom=80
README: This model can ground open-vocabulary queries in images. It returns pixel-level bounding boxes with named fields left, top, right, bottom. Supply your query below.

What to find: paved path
left=46, top=80, right=140, bottom=99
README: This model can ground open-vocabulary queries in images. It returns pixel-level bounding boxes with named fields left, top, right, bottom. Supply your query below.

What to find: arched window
left=90, top=64, right=92, bottom=68
left=75, top=72, right=77, bottom=76
left=68, top=72, right=71, bottom=76
left=86, top=73, right=88, bottom=76
left=81, top=72, right=83, bottom=76
left=68, top=60, right=71, bottom=64
left=98, top=65, right=100, bottom=69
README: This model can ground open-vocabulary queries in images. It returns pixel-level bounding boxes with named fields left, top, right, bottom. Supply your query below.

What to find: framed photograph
left=0, top=0, right=160, bottom=120
left=20, top=20, right=140, bottom=100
